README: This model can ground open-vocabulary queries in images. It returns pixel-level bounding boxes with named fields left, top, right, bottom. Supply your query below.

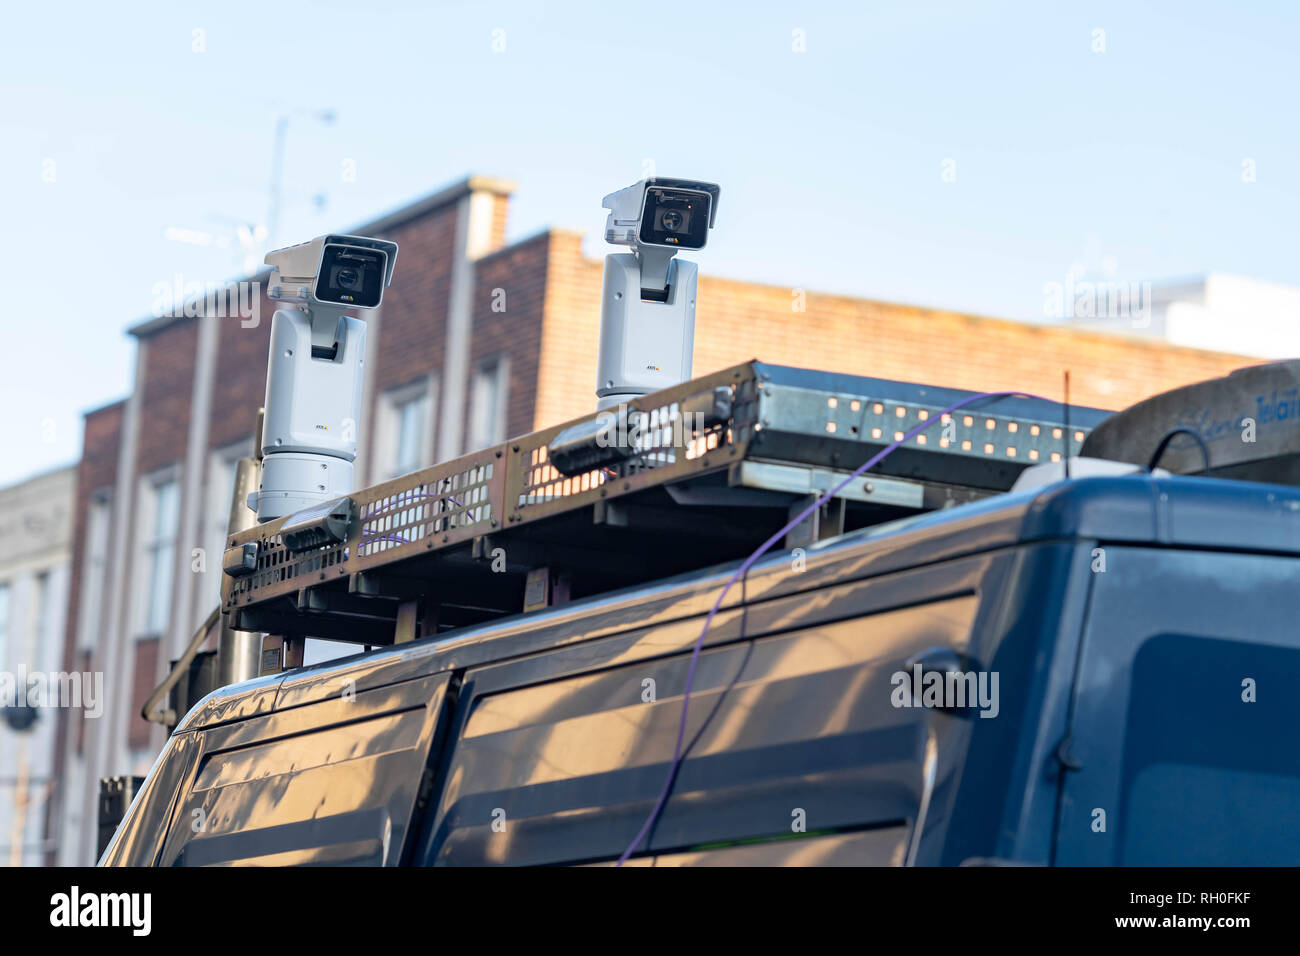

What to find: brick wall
left=535, top=230, right=604, bottom=429
left=351, top=206, right=458, bottom=472
left=136, top=319, right=199, bottom=475
left=210, top=294, right=275, bottom=451
left=369, top=206, right=460, bottom=392
left=533, top=239, right=1258, bottom=426
left=690, top=275, right=1254, bottom=412
left=466, top=231, right=550, bottom=442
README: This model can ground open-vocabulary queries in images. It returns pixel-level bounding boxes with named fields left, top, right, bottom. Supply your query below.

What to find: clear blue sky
left=3, top=0, right=1297, bottom=485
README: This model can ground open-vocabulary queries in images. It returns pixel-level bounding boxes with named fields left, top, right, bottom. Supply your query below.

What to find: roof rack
left=220, top=360, right=1108, bottom=647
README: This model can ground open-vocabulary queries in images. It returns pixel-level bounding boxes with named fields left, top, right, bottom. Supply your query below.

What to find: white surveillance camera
left=254, top=233, right=398, bottom=523
left=265, top=234, right=398, bottom=309
left=596, top=177, right=720, bottom=410
left=603, top=178, right=721, bottom=253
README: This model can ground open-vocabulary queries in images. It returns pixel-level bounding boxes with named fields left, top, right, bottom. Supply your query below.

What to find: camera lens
left=316, top=244, right=386, bottom=307
left=329, top=264, right=366, bottom=292
left=639, top=190, right=708, bottom=249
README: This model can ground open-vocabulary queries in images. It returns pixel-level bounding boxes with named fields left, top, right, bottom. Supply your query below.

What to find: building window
left=200, top=446, right=247, bottom=627
left=375, top=381, right=434, bottom=481
left=468, top=357, right=509, bottom=451
left=77, top=493, right=112, bottom=651
left=141, top=477, right=180, bottom=637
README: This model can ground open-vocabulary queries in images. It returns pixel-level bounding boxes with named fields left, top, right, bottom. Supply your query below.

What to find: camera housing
left=596, top=176, right=720, bottom=410
left=254, top=233, right=398, bottom=522
left=604, top=178, right=720, bottom=252
left=264, top=234, right=398, bottom=309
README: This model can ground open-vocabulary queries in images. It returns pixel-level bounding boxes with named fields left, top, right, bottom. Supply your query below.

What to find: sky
left=2, top=0, right=1298, bottom=486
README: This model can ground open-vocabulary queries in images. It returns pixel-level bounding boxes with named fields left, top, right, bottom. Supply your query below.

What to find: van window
left=158, top=674, right=451, bottom=866
left=1119, top=635, right=1300, bottom=865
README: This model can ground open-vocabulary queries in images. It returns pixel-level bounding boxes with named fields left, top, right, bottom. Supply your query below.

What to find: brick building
left=50, top=174, right=1259, bottom=863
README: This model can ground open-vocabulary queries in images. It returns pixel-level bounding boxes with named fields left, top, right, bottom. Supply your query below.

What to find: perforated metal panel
left=358, top=463, right=495, bottom=556
left=509, top=368, right=748, bottom=520
left=224, top=446, right=505, bottom=610
left=818, top=396, right=1085, bottom=464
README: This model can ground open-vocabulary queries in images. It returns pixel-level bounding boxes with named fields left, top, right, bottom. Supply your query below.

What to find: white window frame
left=76, top=490, right=113, bottom=652
left=134, top=468, right=181, bottom=640
left=467, top=355, right=510, bottom=451
left=197, top=442, right=250, bottom=630
left=374, top=377, right=436, bottom=482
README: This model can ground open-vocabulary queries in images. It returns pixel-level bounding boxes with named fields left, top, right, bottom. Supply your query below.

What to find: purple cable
left=359, top=489, right=466, bottom=552
left=615, top=387, right=1049, bottom=865
left=361, top=532, right=410, bottom=546
left=364, top=490, right=464, bottom=522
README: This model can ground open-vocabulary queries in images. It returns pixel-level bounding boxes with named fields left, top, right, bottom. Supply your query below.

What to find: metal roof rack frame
left=221, top=360, right=1108, bottom=647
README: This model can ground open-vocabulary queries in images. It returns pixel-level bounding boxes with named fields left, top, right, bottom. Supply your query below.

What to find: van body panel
left=154, top=673, right=452, bottom=867
left=422, top=594, right=981, bottom=865
left=175, top=670, right=285, bottom=733
left=98, top=732, right=203, bottom=866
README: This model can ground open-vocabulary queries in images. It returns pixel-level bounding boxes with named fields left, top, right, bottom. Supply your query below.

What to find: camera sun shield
left=314, top=243, right=387, bottom=308
left=638, top=186, right=712, bottom=250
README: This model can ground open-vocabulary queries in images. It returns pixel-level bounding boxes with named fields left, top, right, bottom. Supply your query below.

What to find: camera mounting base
left=255, top=452, right=356, bottom=522
left=256, top=305, right=367, bottom=522
left=595, top=253, right=697, bottom=411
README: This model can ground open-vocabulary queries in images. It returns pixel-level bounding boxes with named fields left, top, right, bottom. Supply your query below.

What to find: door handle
left=902, top=646, right=986, bottom=717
